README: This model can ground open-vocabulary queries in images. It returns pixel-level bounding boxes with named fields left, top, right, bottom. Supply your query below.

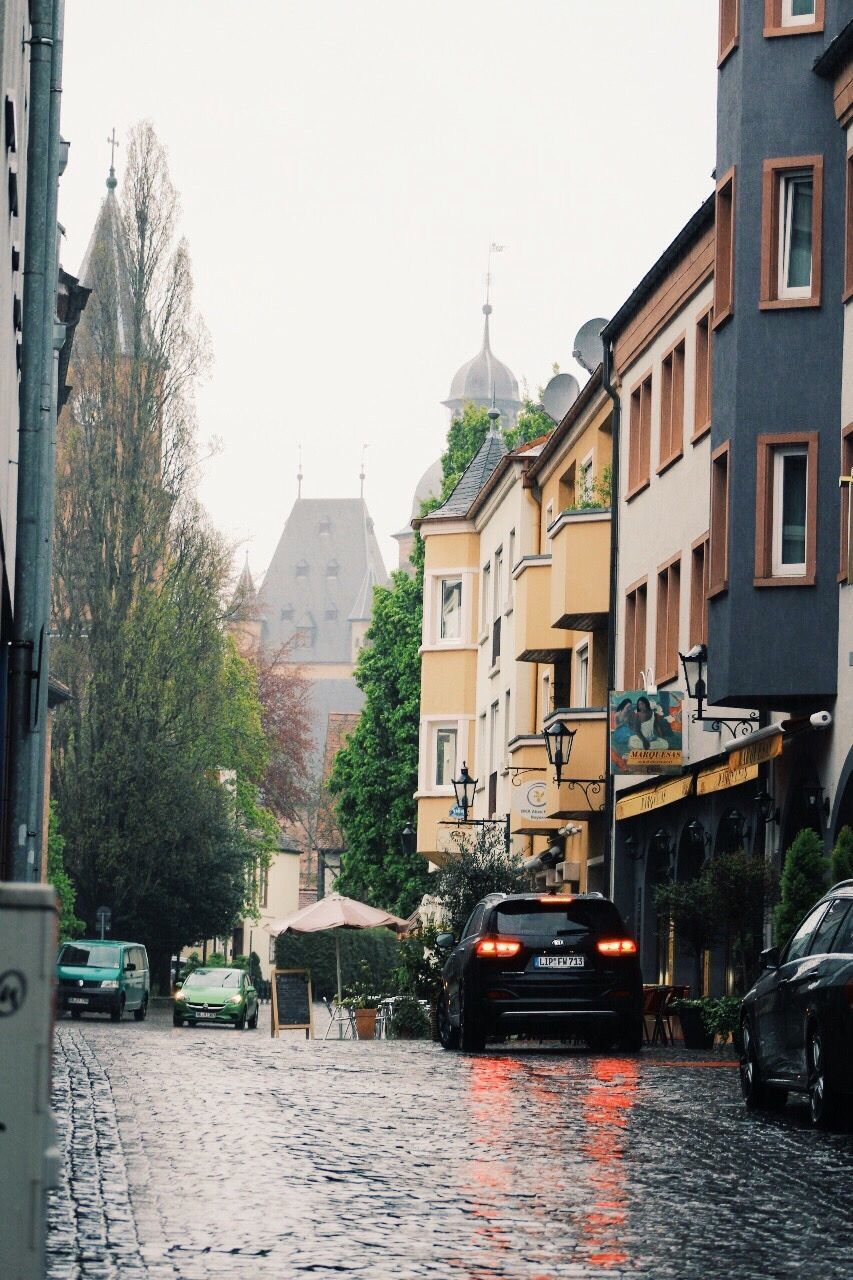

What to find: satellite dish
left=572, top=317, right=609, bottom=375
left=542, top=373, right=580, bottom=423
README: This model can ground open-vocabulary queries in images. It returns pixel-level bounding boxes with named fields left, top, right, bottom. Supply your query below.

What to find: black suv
left=740, top=879, right=853, bottom=1128
left=435, top=891, right=643, bottom=1052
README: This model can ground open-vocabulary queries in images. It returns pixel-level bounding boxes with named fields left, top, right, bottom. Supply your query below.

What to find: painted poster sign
left=517, top=779, right=547, bottom=822
left=609, top=691, right=684, bottom=776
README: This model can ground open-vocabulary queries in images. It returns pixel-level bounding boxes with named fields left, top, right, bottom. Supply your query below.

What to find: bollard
left=0, top=883, right=58, bottom=1280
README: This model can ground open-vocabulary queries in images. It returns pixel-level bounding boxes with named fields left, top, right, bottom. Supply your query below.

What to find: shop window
left=693, top=308, right=712, bottom=442
left=690, top=534, right=710, bottom=646
left=658, top=337, right=685, bottom=473
left=760, top=157, right=823, bottom=308
left=628, top=372, right=652, bottom=498
left=709, top=442, right=730, bottom=596
left=719, top=0, right=739, bottom=64
left=655, top=556, right=681, bottom=685
left=754, top=433, right=818, bottom=585
left=714, top=169, right=736, bottom=328
left=840, top=426, right=853, bottom=583
left=439, top=577, right=462, bottom=641
left=623, top=579, right=648, bottom=688
left=764, top=0, right=824, bottom=36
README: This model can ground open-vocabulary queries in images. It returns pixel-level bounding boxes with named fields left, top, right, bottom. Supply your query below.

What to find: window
left=541, top=671, right=551, bottom=718
left=294, top=625, right=314, bottom=647
left=481, top=563, right=491, bottom=632
left=659, top=337, right=685, bottom=471
left=507, top=530, right=515, bottom=602
left=576, top=643, right=589, bottom=708
left=655, top=555, right=681, bottom=685
left=714, top=168, right=736, bottom=328
left=809, top=899, right=850, bottom=955
left=840, top=426, right=853, bottom=582
left=478, top=713, right=486, bottom=776
left=760, top=157, right=823, bottom=308
left=690, top=534, right=710, bottom=647
left=462, top=905, right=485, bottom=939
left=693, top=308, right=712, bottom=441
left=295, top=559, right=309, bottom=578
left=755, top=433, right=817, bottom=585
left=718, top=0, right=739, bottom=63
left=493, top=548, right=503, bottom=618
left=326, top=560, right=339, bottom=579
left=504, top=689, right=512, bottom=744
left=545, top=502, right=554, bottom=533
left=259, top=862, right=269, bottom=909
left=579, top=454, right=594, bottom=503
left=830, top=904, right=853, bottom=954
left=623, top=579, right=648, bottom=688
left=784, top=902, right=829, bottom=963
left=325, top=604, right=338, bottom=620
left=435, top=727, right=457, bottom=787
left=628, top=373, right=652, bottom=497
left=318, top=518, right=331, bottom=536
left=765, top=0, right=823, bottom=34
left=709, top=443, right=730, bottom=596
left=846, top=150, right=853, bottom=302
left=280, top=605, right=294, bottom=621
left=439, top=577, right=462, bottom=640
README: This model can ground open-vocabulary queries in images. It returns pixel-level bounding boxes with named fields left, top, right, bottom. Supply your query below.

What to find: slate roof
left=229, top=557, right=257, bottom=622
left=257, top=498, right=388, bottom=662
left=422, top=429, right=507, bottom=521
left=77, top=175, right=138, bottom=357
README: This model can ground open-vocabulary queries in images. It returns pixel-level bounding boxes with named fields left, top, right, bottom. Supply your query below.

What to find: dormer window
left=294, top=626, right=313, bottom=647
left=295, top=560, right=309, bottom=579
left=318, top=518, right=331, bottom=536
left=280, top=605, right=294, bottom=621
left=326, top=560, right=339, bottom=579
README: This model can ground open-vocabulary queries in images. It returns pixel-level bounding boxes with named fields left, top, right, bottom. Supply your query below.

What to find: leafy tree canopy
left=831, top=825, right=853, bottom=885
left=434, top=827, right=526, bottom=940
left=774, top=828, right=828, bottom=947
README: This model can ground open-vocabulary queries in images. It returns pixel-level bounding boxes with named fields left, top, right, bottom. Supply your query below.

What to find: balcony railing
left=550, top=509, right=611, bottom=632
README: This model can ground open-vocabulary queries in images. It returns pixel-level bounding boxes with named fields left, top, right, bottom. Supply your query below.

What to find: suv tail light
left=596, top=939, right=637, bottom=956
left=476, top=937, right=521, bottom=958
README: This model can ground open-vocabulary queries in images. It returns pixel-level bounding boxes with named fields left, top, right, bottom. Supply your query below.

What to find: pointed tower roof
left=229, top=555, right=257, bottom=622
left=425, top=413, right=507, bottom=519
left=443, top=304, right=522, bottom=419
left=77, top=165, right=136, bottom=356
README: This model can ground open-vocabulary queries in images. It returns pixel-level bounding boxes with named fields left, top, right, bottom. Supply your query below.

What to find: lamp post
left=400, top=822, right=417, bottom=857
left=754, top=788, right=779, bottom=825
left=543, top=720, right=576, bottom=785
left=452, top=762, right=478, bottom=820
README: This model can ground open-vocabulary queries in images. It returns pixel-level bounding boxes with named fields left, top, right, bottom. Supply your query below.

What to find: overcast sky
left=59, top=1, right=718, bottom=581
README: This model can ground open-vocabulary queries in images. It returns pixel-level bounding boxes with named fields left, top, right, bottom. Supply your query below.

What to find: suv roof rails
left=830, top=879, right=853, bottom=891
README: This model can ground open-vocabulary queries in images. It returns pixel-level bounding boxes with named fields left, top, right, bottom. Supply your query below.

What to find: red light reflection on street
left=578, top=1057, right=639, bottom=1269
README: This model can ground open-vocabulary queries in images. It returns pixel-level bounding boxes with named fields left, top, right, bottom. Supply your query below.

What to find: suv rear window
left=491, top=899, right=624, bottom=939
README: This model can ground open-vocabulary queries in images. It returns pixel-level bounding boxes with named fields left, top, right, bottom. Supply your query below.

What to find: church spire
left=106, top=127, right=119, bottom=192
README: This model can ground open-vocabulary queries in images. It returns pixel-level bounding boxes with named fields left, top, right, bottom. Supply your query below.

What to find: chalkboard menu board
left=271, top=968, right=312, bottom=1039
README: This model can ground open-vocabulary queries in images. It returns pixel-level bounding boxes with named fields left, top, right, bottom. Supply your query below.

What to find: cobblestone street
left=46, top=1006, right=853, bottom=1280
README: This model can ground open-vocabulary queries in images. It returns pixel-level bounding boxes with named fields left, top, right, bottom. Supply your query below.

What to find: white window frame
left=493, top=547, right=503, bottom=620
left=478, top=713, right=487, bottom=780
left=771, top=445, right=808, bottom=577
left=481, top=562, right=491, bottom=633
left=576, top=642, right=590, bottom=708
left=489, top=701, right=499, bottom=775
left=438, top=576, right=463, bottom=642
left=579, top=453, right=594, bottom=504
left=541, top=670, right=551, bottom=720
left=506, top=530, right=516, bottom=605
left=434, top=725, right=458, bottom=788
left=781, top=0, right=816, bottom=26
left=504, top=689, right=512, bottom=746
left=778, top=170, right=813, bottom=300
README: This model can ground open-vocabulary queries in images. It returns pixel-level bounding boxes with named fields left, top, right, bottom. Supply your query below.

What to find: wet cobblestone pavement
left=47, top=1006, right=853, bottom=1280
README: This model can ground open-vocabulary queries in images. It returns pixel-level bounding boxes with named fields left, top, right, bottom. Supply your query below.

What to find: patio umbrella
left=266, top=893, right=408, bottom=1005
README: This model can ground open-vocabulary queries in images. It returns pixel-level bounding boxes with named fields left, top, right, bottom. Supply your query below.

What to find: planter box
left=677, top=1006, right=715, bottom=1050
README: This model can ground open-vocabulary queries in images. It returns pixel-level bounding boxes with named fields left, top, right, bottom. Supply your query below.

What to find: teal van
left=56, top=939, right=150, bottom=1021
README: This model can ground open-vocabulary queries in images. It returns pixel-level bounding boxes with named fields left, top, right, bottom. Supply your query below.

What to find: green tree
left=434, top=827, right=526, bottom=939
left=503, top=399, right=555, bottom=451
left=831, top=825, right=853, bottom=884
left=439, top=403, right=492, bottom=498
left=654, top=877, right=717, bottom=995
left=773, top=829, right=828, bottom=947
left=329, top=569, right=428, bottom=917
left=710, top=851, right=775, bottom=993
left=46, top=801, right=84, bottom=942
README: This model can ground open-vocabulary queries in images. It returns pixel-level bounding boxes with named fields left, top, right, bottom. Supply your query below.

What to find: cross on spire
left=106, top=128, right=119, bottom=190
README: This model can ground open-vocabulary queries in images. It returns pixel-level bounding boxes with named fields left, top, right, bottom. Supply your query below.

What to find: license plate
left=196, top=1010, right=218, bottom=1019
left=533, top=955, right=585, bottom=969
left=68, top=997, right=89, bottom=1005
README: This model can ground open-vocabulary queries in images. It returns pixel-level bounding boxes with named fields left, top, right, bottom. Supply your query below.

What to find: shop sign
left=516, top=779, right=547, bottom=822
left=696, top=760, right=759, bottom=796
left=728, top=733, right=783, bottom=771
left=615, top=774, right=692, bottom=821
left=610, top=690, right=684, bottom=776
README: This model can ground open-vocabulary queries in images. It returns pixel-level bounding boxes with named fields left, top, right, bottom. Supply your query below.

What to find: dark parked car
left=740, top=879, right=853, bottom=1128
left=436, top=891, right=643, bottom=1052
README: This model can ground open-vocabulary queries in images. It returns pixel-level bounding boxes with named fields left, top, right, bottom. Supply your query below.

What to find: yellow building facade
left=415, top=376, right=614, bottom=893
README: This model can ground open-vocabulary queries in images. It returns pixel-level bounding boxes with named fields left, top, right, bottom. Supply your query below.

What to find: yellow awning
left=728, top=732, right=782, bottom=771
left=615, top=774, right=693, bottom=821
left=696, top=760, right=758, bottom=796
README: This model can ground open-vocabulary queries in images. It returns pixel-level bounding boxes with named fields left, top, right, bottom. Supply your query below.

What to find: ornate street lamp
left=678, top=642, right=758, bottom=739
left=400, top=822, right=417, bottom=856
left=686, top=818, right=709, bottom=849
left=803, top=782, right=829, bottom=820
left=754, top=788, right=779, bottom=825
left=452, top=762, right=478, bottom=820
left=543, top=720, right=576, bottom=784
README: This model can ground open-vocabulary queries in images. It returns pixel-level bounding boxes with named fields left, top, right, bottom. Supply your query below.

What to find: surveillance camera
left=810, top=710, right=832, bottom=728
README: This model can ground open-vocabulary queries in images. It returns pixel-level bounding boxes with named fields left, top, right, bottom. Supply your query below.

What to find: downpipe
left=602, top=338, right=621, bottom=903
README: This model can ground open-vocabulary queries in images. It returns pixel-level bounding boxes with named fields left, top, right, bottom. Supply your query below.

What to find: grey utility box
left=0, top=883, right=58, bottom=1280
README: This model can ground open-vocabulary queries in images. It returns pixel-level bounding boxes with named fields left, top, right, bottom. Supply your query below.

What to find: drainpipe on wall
left=6, top=0, right=61, bottom=881
left=602, top=338, right=621, bottom=903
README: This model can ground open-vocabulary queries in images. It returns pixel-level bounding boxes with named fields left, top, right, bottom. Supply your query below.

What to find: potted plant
left=388, top=994, right=431, bottom=1040
left=672, top=998, right=716, bottom=1050
left=339, top=968, right=382, bottom=1039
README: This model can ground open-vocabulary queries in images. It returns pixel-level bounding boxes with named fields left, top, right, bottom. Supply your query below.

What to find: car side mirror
left=435, top=932, right=456, bottom=949
left=760, top=946, right=780, bottom=970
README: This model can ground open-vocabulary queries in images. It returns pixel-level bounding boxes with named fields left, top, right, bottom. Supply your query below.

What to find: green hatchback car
left=173, top=967, right=259, bottom=1030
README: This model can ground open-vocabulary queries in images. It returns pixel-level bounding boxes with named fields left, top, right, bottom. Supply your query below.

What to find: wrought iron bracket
left=691, top=710, right=759, bottom=741
left=557, top=775, right=606, bottom=809
left=508, top=766, right=546, bottom=787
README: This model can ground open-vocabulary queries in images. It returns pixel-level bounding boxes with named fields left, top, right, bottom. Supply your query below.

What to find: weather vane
left=359, top=443, right=368, bottom=499
left=107, top=127, right=120, bottom=172
left=485, top=242, right=505, bottom=307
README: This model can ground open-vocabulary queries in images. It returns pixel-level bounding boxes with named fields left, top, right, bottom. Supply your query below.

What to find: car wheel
left=438, top=993, right=460, bottom=1051
left=616, top=1016, right=644, bottom=1053
left=235, top=1008, right=247, bottom=1031
left=586, top=1028, right=617, bottom=1053
left=172, top=1015, right=183, bottom=1028
left=740, top=1019, right=787, bottom=1113
left=133, top=996, right=148, bottom=1022
left=249, top=1006, right=258, bottom=1030
left=459, top=984, right=485, bottom=1052
left=110, top=997, right=125, bottom=1023
left=807, top=1023, right=844, bottom=1130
